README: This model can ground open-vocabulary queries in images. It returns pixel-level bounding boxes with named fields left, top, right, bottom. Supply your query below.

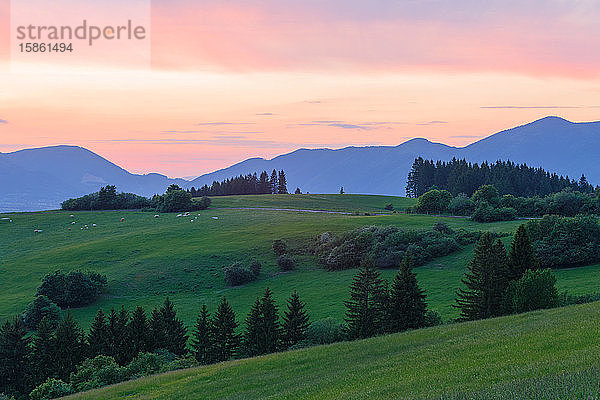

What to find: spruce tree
left=454, top=233, right=509, bottom=321
left=270, top=169, right=278, bottom=194
left=88, top=308, right=110, bottom=358
left=30, top=317, right=55, bottom=386
left=53, top=311, right=85, bottom=381
left=149, top=306, right=166, bottom=351
left=210, top=297, right=240, bottom=362
left=344, top=262, right=388, bottom=340
left=191, top=305, right=213, bottom=364
left=159, top=298, right=188, bottom=356
left=107, top=306, right=131, bottom=364
left=387, top=254, right=427, bottom=333
left=0, top=316, right=31, bottom=396
left=129, top=306, right=152, bottom=357
left=243, top=298, right=263, bottom=357
left=508, top=225, right=538, bottom=281
left=281, top=291, right=310, bottom=349
left=278, top=170, right=288, bottom=194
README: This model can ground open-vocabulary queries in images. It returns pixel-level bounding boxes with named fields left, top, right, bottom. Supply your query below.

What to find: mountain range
left=1, top=116, right=599, bottom=212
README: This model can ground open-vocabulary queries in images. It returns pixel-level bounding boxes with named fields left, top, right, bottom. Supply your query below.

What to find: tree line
left=189, top=170, right=289, bottom=197
left=406, top=157, right=596, bottom=198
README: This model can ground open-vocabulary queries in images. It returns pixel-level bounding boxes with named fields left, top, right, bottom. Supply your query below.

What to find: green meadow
left=1, top=194, right=599, bottom=332
left=65, top=301, right=600, bottom=399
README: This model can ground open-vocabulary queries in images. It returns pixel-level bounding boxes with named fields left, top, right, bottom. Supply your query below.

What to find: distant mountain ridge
left=1, top=116, right=599, bottom=212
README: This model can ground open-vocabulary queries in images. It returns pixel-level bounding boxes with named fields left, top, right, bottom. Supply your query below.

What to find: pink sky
left=1, top=0, right=600, bottom=178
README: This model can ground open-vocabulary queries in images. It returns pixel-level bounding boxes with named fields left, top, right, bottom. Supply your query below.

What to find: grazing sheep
left=70, top=214, right=75, bottom=218
left=212, top=216, right=219, bottom=220
left=176, top=214, right=182, bottom=218
left=71, top=221, right=76, bottom=225
left=121, top=218, right=125, bottom=222
left=84, top=225, right=89, bottom=229
left=190, top=219, right=194, bottom=223
left=92, top=224, right=97, bottom=227
left=34, top=229, right=43, bottom=233
left=154, top=215, right=160, bottom=218
left=68, top=228, right=71, bottom=231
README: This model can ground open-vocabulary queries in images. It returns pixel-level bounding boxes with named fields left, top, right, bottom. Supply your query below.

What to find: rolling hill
left=64, top=301, right=600, bottom=399
left=3, top=116, right=600, bottom=212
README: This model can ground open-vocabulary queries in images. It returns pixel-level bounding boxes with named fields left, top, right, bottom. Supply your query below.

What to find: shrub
left=503, top=269, right=559, bottom=314
left=195, top=196, right=211, bottom=210
left=415, top=189, right=453, bottom=214
left=159, top=356, right=198, bottom=373
left=249, top=259, right=262, bottom=276
left=448, top=193, right=475, bottom=216
left=424, top=310, right=443, bottom=327
left=223, top=262, right=255, bottom=286
left=432, top=221, right=453, bottom=235
left=125, top=352, right=167, bottom=379
left=36, top=270, right=107, bottom=308
left=272, top=239, right=288, bottom=256
left=22, top=295, right=60, bottom=330
left=70, top=355, right=125, bottom=392
left=155, top=190, right=195, bottom=213
left=29, top=378, right=74, bottom=400
left=277, top=254, right=297, bottom=271
left=305, top=318, right=346, bottom=345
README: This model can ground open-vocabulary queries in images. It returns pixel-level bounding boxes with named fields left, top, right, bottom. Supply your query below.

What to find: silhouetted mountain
left=2, top=117, right=599, bottom=212
left=188, top=117, right=600, bottom=195
left=0, top=146, right=186, bottom=212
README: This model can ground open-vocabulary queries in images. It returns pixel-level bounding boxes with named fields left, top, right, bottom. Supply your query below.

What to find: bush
left=69, top=355, right=125, bottom=392
left=155, top=190, right=195, bottom=213
left=36, top=271, right=107, bottom=308
left=432, top=221, right=453, bottom=235
left=503, top=269, right=559, bottom=314
left=159, top=356, right=198, bottom=373
left=415, top=189, right=453, bottom=214
left=424, top=310, right=443, bottom=327
left=61, top=185, right=152, bottom=211
left=249, top=259, right=262, bottom=276
left=448, top=193, right=475, bottom=216
left=305, top=318, right=346, bottom=345
left=22, top=295, right=60, bottom=330
left=272, top=239, right=288, bottom=256
left=195, top=196, right=211, bottom=210
left=223, top=262, right=256, bottom=286
left=125, top=352, right=167, bottom=379
left=277, top=254, right=297, bottom=271
left=29, top=378, right=74, bottom=400
left=471, top=202, right=516, bottom=222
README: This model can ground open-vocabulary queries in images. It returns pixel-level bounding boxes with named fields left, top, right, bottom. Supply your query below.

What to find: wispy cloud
left=329, top=123, right=369, bottom=130
left=196, top=122, right=256, bottom=126
left=417, top=120, right=448, bottom=125
left=0, top=119, right=8, bottom=124
left=256, top=112, right=275, bottom=116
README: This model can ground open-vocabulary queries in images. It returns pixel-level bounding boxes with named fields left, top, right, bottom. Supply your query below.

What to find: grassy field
left=206, top=193, right=415, bottom=213
left=65, top=301, right=600, bottom=399
left=1, top=194, right=599, bottom=331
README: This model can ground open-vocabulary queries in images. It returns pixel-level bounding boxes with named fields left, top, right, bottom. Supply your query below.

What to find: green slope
left=2, top=195, right=600, bottom=330
left=64, top=302, right=600, bottom=399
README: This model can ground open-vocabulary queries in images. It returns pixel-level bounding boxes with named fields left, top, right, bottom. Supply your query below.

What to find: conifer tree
left=281, top=291, right=310, bottom=349
left=270, top=169, right=278, bottom=194
left=53, top=311, right=85, bottom=381
left=129, top=306, right=152, bottom=357
left=243, top=298, right=263, bottom=357
left=149, top=306, right=166, bottom=351
left=107, top=306, right=131, bottom=364
left=30, top=317, right=55, bottom=386
left=387, top=254, right=427, bottom=333
left=157, top=298, right=188, bottom=356
left=191, top=305, right=213, bottom=364
left=344, top=261, right=388, bottom=340
left=278, top=170, right=288, bottom=194
left=87, top=308, right=110, bottom=358
left=210, top=297, right=240, bottom=362
left=508, top=224, right=538, bottom=281
left=454, top=233, right=509, bottom=321
left=0, top=316, right=31, bottom=396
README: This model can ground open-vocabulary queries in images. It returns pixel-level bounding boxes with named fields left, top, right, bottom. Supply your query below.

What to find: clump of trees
left=316, top=224, right=484, bottom=271
left=406, top=157, right=595, bottom=198
left=344, top=255, right=434, bottom=340
left=454, top=225, right=559, bottom=321
left=526, top=214, right=600, bottom=268
left=36, top=270, right=107, bottom=308
left=413, top=183, right=600, bottom=221
left=62, top=185, right=152, bottom=211
left=190, top=169, right=288, bottom=197
left=153, top=184, right=211, bottom=213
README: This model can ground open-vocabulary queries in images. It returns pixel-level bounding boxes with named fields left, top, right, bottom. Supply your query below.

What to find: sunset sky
left=1, top=0, right=599, bottom=178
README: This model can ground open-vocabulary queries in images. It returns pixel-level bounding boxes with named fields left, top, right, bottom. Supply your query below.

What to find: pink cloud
left=149, top=1, right=600, bottom=78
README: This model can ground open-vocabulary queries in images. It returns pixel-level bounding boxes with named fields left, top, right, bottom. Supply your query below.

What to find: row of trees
left=454, top=226, right=558, bottom=320
left=414, top=184, right=600, bottom=221
left=406, top=157, right=596, bottom=198
left=62, top=185, right=152, bottom=211
left=190, top=170, right=289, bottom=197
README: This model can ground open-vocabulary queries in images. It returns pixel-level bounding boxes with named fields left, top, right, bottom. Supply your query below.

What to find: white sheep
left=212, top=216, right=219, bottom=220
left=92, top=224, right=97, bottom=227
left=154, top=215, right=160, bottom=218
left=70, top=214, right=75, bottom=218
left=71, top=221, right=76, bottom=225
